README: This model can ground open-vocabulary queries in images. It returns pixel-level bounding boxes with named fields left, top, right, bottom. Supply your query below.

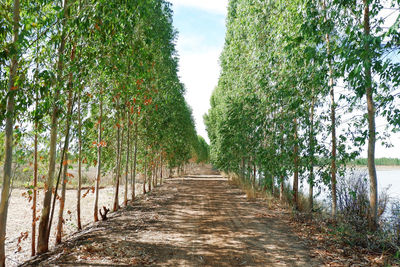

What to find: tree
left=37, top=0, right=71, bottom=253
left=0, top=0, right=20, bottom=264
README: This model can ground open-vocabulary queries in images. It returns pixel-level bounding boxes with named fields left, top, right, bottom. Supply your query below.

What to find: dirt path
left=22, top=172, right=321, bottom=266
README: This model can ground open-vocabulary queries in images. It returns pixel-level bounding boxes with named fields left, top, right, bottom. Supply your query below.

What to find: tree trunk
left=363, top=0, right=378, bottom=230
left=308, top=96, right=316, bottom=211
left=94, top=95, right=103, bottom=222
left=32, top=93, right=38, bottom=256
left=131, top=121, right=138, bottom=201
left=143, top=160, right=147, bottom=194
left=113, top=117, right=124, bottom=212
left=252, top=164, right=256, bottom=190
left=124, top=114, right=130, bottom=206
left=32, top=18, right=40, bottom=256
left=0, top=0, right=19, bottom=264
left=55, top=76, right=74, bottom=244
left=37, top=0, right=69, bottom=254
left=279, top=176, right=284, bottom=201
left=155, top=159, right=158, bottom=186
left=293, top=118, right=299, bottom=210
left=160, top=154, right=163, bottom=185
left=153, top=161, right=157, bottom=187
left=55, top=140, right=69, bottom=245
left=279, top=123, right=284, bottom=201
left=329, top=52, right=337, bottom=217
left=77, top=90, right=82, bottom=230
left=148, top=163, right=152, bottom=192
left=55, top=42, right=76, bottom=244
left=323, top=0, right=337, bottom=218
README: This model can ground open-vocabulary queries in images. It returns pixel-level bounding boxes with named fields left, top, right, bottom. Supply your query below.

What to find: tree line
left=0, top=0, right=207, bottom=265
left=353, top=157, right=400, bottom=166
left=205, top=0, right=399, bottom=230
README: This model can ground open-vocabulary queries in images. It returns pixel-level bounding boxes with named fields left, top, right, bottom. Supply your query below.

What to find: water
left=377, top=169, right=400, bottom=201
left=289, top=167, right=400, bottom=210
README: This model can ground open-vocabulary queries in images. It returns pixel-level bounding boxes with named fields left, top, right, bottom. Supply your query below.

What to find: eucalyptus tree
left=0, top=0, right=20, bottom=264
left=333, top=0, right=400, bottom=229
left=36, top=0, right=72, bottom=254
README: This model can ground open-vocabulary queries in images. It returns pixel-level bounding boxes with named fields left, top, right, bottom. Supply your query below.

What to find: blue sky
left=169, top=0, right=228, bottom=142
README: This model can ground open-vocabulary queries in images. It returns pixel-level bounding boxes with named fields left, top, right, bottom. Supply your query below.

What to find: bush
left=334, top=171, right=391, bottom=249
left=336, top=171, right=370, bottom=232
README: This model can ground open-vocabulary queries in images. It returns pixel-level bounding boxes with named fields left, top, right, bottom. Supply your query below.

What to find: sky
left=168, top=1, right=400, bottom=159
left=169, top=0, right=228, bottom=143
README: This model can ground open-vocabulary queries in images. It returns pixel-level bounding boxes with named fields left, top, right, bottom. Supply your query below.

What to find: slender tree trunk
left=55, top=137, right=70, bottom=245
left=47, top=112, right=71, bottom=246
left=131, top=121, right=138, bottom=201
left=124, top=114, right=130, bottom=206
left=252, top=164, right=256, bottom=190
left=31, top=19, right=40, bottom=256
left=113, top=117, right=124, bottom=212
left=77, top=90, right=82, bottom=230
left=323, top=0, right=337, bottom=218
left=279, top=176, right=284, bottom=201
left=37, top=0, right=69, bottom=254
left=160, top=154, right=163, bottom=185
left=155, top=159, right=158, bottom=186
left=112, top=110, right=121, bottom=212
left=329, top=59, right=337, bottom=216
left=363, top=0, right=378, bottom=230
left=32, top=93, right=38, bottom=256
left=293, top=118, right=299, bottom=210
left=143, top=159, right=147, bottom=194
left=55, top=43, right=76, bottom=244
left=308, top=96, right=316, bottom=211
left=153, top=160, right=157, bottom=187
left=148, top=163, right=152, bottom=192
left=0, top=1, right=19, bottom=264
left=94, top=95, right=103, bottom=222
left=279, top=123, right=284, bottom=201
left=157, top=158, right=160, bottom=186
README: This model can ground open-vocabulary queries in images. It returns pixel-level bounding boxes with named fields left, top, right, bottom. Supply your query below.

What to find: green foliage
left=0, top=0, right=202, bottom=180
left=352, top=158, right=400, bottom=166
left=195, top=135, right=210, bottom=163
left=205, top=0, right=400, bottom=212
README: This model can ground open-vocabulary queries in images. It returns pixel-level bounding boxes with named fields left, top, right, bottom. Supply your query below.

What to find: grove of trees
left=0, top=0, right=207, bottom=265
left=205, top=0, right=400, bottom=229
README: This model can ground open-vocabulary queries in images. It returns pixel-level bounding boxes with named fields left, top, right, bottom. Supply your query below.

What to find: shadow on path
left=22, top=170, right=321, bottom=266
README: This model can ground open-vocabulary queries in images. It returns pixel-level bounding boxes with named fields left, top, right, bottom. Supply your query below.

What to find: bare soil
left=21, top=166, right=321, bottom=266
left=5, top=183, right=143, bottom=266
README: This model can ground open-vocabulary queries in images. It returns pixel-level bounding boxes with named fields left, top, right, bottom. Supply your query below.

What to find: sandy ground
left=5, top=183, right=143, bottom=266
left=21, top=166, right=321, bottom=267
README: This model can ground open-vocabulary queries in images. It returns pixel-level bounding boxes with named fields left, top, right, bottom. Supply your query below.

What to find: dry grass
left=225, top=172, right=279, bottom=209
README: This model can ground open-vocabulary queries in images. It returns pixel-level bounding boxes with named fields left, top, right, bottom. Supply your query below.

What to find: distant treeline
left=352, top=158, right=400, bottom=166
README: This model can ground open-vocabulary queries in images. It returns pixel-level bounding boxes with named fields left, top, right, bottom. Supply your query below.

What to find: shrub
left=334, top=170, right=391, bottom=249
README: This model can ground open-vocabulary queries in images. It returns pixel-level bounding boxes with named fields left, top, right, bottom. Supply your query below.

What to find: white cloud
left=179, top=48, right=221, bottom=142
left=172, top=7, right=225, bottom=142
left=169, top=0, right=228, bottom=15
left=176, top=34, right=207, bottom=52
